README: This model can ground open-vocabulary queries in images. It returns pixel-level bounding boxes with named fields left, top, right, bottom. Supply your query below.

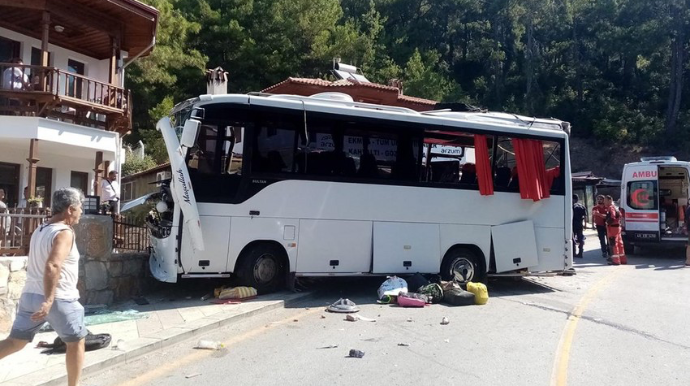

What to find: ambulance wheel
left=236, top=243, right=286, bottom=294
left=441, top=247, right=486, bottom=285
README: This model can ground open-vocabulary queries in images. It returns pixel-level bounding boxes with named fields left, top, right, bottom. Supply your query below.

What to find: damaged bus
left=142, top=92, right=573, bottom=292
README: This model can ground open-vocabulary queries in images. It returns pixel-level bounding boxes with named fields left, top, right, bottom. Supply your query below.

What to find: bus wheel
left=441, top=247, right=486, bottom=285
left=236, top=243, right=286, bottom=294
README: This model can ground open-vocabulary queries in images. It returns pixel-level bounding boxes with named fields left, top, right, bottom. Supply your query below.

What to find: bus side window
left=252, top=120, right=296, bottom=174
left=423, top=130, right=477, bottom=189
left=494, top=136, right=519, bottom=192
left=542, top=140, right=563, bottom=195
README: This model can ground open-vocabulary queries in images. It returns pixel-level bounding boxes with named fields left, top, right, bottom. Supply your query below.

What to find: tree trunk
left=664, top=10, right=685, bottom=134
left=526, top=19, right=535, bottom=114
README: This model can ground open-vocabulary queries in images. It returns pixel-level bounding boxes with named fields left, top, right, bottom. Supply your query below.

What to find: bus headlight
left=156, top=201, right=169, bottom=213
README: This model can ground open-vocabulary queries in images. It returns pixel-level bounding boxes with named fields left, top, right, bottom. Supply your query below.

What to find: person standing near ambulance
left=605, top=195, right=627, bottom=265
left=592, top=195, right=610, bottom=258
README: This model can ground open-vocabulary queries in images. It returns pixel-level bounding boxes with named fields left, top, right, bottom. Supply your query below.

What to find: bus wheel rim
left=451, top=257, right=474, bottom=283
left=253, top=254, right=277, bottom=284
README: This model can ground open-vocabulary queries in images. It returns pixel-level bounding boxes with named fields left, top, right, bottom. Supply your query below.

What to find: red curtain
left=474, top=134, right=494, bottom=195
left=512, top=138, right=550, bottom=201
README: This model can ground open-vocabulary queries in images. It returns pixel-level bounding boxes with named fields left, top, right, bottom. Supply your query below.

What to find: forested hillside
left=125, top=0, right=690, bottom=172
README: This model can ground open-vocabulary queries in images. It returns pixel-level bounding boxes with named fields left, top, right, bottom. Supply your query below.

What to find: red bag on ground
left=397, top=292, right=427, bottom=307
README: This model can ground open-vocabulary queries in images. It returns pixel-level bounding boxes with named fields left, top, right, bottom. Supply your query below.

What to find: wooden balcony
left=0, top=63, right=132, bottom=133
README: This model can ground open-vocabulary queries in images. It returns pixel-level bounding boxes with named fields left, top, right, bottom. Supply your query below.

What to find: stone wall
left=1, top=215, right=155, bottom=334
left=0, top=257, right=27, bottom=334
left=75, top=215, right=153, bottom=306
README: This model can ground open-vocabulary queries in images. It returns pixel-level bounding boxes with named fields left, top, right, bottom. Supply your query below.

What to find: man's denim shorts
left=10, top=293, right=87, bottom=342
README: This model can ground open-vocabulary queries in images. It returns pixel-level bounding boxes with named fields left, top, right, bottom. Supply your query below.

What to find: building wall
left=0, top=143, right=101, bottom=203
left=0, top=26, right=127, bottom=88
left=122, top=168, right=170, bottom=202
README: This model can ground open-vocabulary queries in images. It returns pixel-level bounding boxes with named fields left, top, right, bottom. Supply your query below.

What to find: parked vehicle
left=620, top=156, right=690, bottom=251
left=144, top=92, right=573, bottom=292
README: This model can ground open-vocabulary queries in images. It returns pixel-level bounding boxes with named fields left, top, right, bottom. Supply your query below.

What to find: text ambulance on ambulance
left=620, top=156, right=690, bottom=251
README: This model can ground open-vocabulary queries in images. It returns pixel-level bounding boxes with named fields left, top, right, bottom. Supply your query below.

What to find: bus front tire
left=440, top=247, right=486, bottom=285
left=236, top=243, right=287, bottom=294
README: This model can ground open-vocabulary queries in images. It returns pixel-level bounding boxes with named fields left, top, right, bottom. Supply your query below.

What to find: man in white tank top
left=0, top=188, right=86, bottom=386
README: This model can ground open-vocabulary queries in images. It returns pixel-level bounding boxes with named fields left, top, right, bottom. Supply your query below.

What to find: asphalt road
left=83, top=238, right=690, bottom=386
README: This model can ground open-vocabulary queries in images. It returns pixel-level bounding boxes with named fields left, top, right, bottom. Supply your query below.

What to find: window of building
left=70, top=171, right=89, bottom=194
left=0, top=37, right=20, bottom=63
left=36, top=167, right=52, bottom=207
left=122, top=181, right=134, bottom=202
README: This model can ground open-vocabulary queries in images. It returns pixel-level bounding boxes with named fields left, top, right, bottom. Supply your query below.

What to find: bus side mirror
left=180, top=119, right=200, bottom=150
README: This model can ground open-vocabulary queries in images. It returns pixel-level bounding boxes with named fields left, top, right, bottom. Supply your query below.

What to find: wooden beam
left=40, top=11, right=49, bottom=91
left=26, top=139, right=40, bottom=199
left=109, top=36, right=119, bottom=85
left=0, top=20, right=106, bottom=59
left=0, top=0, right=46, bottom=11
left=94, top=151, right=104, bottom=197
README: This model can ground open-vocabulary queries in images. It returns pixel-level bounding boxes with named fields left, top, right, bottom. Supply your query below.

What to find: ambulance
left=620, top=156, right=690, bottom=250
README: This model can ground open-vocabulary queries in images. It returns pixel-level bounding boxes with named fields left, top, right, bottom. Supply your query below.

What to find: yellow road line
left=117, top=307, right=321, bottom=386
left=550, top=269, right=623, bottom=386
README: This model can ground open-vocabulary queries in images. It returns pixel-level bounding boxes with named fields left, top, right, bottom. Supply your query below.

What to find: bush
left=122, top=155, right=157, bottom=177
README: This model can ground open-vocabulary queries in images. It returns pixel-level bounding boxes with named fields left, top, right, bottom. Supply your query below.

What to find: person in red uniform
left=591, top=195, right=609, bottom=258
left=604, top=195, right=626, bottom=265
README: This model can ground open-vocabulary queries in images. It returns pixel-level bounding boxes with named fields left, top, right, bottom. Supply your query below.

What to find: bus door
left=491, top=220, right=540, bottom=273
left=156, top=117, right=205, bottom=280
left=622, top=166, right=659, bottom=242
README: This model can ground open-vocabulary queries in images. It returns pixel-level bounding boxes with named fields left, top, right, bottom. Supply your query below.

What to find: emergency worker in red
left=604, top=195, right=626, bottom=265
left=591, top=195, right=609, bottom=258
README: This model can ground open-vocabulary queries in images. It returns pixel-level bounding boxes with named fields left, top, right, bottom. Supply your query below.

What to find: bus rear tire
left=441, top=247, right=486, bottom=285
left=236, top=243, right=287, bottom=294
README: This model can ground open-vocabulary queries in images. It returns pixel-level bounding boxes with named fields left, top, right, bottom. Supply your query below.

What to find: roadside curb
left=8, top=291, right=313, bottom=386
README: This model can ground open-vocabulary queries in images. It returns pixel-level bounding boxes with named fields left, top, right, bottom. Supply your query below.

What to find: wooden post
left=40, top=11, right=50, bottom=91
left=103, top=160, right=111, bottom=181
left=93, top=151, right=104, bottom=197
left=27, top=139, right=40, bottom=199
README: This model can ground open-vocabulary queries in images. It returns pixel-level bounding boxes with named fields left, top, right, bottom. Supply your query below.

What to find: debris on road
left=200, top=293, right=213, bottom=301
left=345, top=314, right=377, bottom=322
left=327, top=298, right=360, bottom=313
left=441, top=317, right=450, bottom=325
left=406, top=317, right=413, bottom=322
left=467, top=282, right=489, bottom=305
left=319, top=344, right=338, bottom=349
left=185, top=373, right=202, bottom=379
left=397, top=292, right=429, bottom=307
left=377, top=276, right=408, bottom=300
left=397, top=343, right=410, bottom=347
left=320, top=315, right=326, bottom=319
left=348, top=349, right=365, bottom=358
left=196, top=340, right=224, bottom=350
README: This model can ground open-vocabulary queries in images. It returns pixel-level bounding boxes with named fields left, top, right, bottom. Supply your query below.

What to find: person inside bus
left=358, top=152, right=379, bottom=178
left=508, top=166, right=520, bottom=189
left=495, top=166, right=512, bottom=188
left=459, top=163, right=476, bottom=184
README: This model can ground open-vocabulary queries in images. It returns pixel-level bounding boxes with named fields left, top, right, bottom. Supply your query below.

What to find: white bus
left=144, top=92, right=573, bottom=292
left=620, top=157, right=690, bottom=250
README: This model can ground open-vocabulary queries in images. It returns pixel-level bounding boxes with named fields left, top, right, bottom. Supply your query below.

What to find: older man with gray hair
left=0, top=187, right=86, bottom=386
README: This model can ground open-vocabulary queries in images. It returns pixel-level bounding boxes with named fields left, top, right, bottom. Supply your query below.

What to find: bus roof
left=180, top=93, right=571, bottom=139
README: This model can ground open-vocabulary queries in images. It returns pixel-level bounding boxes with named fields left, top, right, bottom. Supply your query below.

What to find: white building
left=0, top=0, right=158, bottom=213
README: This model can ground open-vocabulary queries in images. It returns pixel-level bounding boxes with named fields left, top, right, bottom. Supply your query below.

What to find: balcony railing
left=0, top=208, right=51, bottom=256
left=0, top=63, right=131, bottom=132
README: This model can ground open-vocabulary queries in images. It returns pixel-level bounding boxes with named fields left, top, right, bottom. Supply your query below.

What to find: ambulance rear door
left=621, top=164, right=659, bottom=243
